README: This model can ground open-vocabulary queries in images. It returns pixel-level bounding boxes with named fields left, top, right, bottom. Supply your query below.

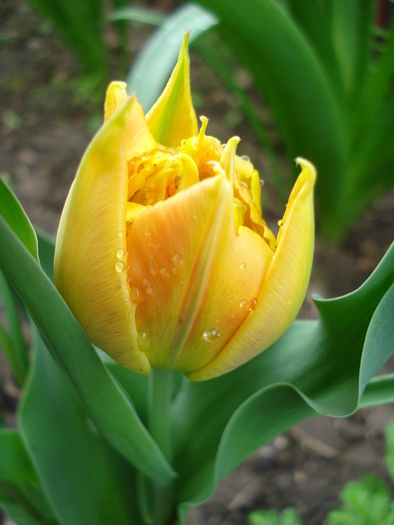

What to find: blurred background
left=1, top=0, right=394, bottom=523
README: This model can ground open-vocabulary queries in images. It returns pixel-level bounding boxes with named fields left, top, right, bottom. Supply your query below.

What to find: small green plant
left=248, top=506, right=303, bottom=525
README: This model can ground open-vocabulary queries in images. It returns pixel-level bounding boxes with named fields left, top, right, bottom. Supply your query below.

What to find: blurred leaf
left=0, top=429, right=60, bottom=525
left=126, top=3, right=218, bottom=111
left=327, top=475, right=391, bottom=525
left=248, top=507, right=304, bottom=525
left=0, top=215, right=175, bottom=485
left=109, top=6, right=165, bottom=26
left=173, top=242, right=394, bottom=518
left=385, top=420, right=394, bottom=482
left=330, top=0, right=375, bottom=99
left=191, top=0, right=346, bottom=239
left=20, top=329, right=143, bottom=525
left=0, top=271, right=29, bottom=385
left=0, top=176, right=38, bottom=262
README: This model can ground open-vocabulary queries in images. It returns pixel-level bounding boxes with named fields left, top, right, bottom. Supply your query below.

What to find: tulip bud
left=54, top=33, right=316, bottom=381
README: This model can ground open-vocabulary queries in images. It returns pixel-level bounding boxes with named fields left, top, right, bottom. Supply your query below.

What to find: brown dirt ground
left=1, top=2, right=394, bottom=524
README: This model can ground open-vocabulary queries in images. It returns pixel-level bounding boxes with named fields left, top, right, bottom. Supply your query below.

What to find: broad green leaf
left=0, top=216, right=175, bottom=485
left=0, top=271, right=29, bottom=385
left=191, top=0, right=346, bottom=239
left=0, top=429, right=60, bottom=525
left=360, top=374, right=394, bottom=409
left=36, top=229, right=56, bottom=282
left=330, top=0, right=375, bottom=99
left=20, top=329, right=143, bottom=525
left=126, top=4, right=218, bottom=111
left=359, top=283, right=394, bottom=395
left=0, top=176, right=38, bottom=261
left=283, top=0, right=344, bottom=103
left=172, top=242, right=394, bottom=518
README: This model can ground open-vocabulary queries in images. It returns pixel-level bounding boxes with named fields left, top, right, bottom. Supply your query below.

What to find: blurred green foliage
left=190, top=0, right=394, bottom=242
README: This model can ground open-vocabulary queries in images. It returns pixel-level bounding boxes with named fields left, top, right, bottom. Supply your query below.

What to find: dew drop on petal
left=130, top=286, right=143, bottom=304
left=203, top=328, right=220, bottom=342
left=172, top=254, right=181, bottom=263
left=248, top=298, right=258, bottom=312
left=231, top=313, right=237, bottom=319
left=278, top=219, right=283, bottom=227
left=147, top=286, right=155, bottom=296
left=116, top=249, right=125, bottom=259
left=150, top=267, right=156, bottom=275
left=241, top=155, right=250, bottom=161
left=137, top=331, right=150, bottom=350
left=160, top=268, right=167, bottom=277
left=172, top=267, right=177, bottom=274
left=239, top=299, right=247, bottom=308
left=240, top=262, right=246, bottom=270
left=142, top=278, right=149, bottom=287
left=115, top=262, right=124, bottom=272
left=181, top=278, right=187, bottom=284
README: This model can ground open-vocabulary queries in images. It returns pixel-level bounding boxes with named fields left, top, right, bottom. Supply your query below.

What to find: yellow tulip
left=54, top=33, right=316, bottom=382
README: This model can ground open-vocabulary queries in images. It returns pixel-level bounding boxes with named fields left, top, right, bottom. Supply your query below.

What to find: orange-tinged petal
left=146, top=32, right=198, bottom=148
left=126, top=170, right=272, bottom=373
left=188, top=158, right=316, bottom=381
left=54, top=100, right=150, bottom=374
left=104, top=82, right=156, bottom=161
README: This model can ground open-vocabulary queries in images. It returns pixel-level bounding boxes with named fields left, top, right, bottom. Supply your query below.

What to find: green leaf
left=248, top=507, right=304, bottom=525
left=172, top=242, right=394, bottom=517
left=385, top=419, right=394, bottom=482
left=0, top=215, right=175, bottom=485
left=0, top=428, right=60, bottom=525
left=20, top=329, right=143, bottom=525
left=36, top=229, right=56, bottom=283
left=191, top=0, right=346, bottom=239
left=0, top=176, right=38, bottom=262
left=108, top=6, right=165, bottom=26
left=0, top=271, right=29, bottom=385
left=126, top=4, right=218, bottom=111
left=327, top=475, right=391, bottom=525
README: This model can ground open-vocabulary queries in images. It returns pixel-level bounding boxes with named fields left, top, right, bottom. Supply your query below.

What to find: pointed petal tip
left=295, top=157, right=317, bottom=186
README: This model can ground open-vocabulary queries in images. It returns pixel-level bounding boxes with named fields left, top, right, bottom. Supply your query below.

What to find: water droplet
left=239, top=299, right=247, bottom=308
left=172, top=267, right=177, bottom=274
left=160, top=268, right=167, bottom=277
left=241, top=155, right=250, bottom=162
left=130, top=286, right=143, bottom=304
left=137, top=331, right=150, bottom=350
left=240, top=262, right=246, bottom=270
left=172, top=254, right=181, bottom=263
left=144, top=227, right=151, bottom=236
left=181, top=278, right=187, bottom=284
left=248, top=298, right=258, bottom=312
left=203, top=328, right=220, bottom=342
left=118, top=231, right=124, bottom=238
left=149, top=267, right=156, bottom=275
left=278, top=219, right=283, bottom=227
left=142, top=278, right=149, bottom=287
left=260, top=179, right=265, bottom=187
left=154, top=240, right=160, bottom=246
left=147, top=286, right=155, bottom=296
left=231, top=313, right=237, bottom=319
left=116, top=249, right=125, bottom=259
left=115, top=262, right=124, bottom=272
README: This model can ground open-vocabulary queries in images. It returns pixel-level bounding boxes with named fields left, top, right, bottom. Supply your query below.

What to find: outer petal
left=104, top=81, right=156, bottom=161
left=54, top=100, right=150, bottom=374
left=146, top=32, right=198, bottom=148
left=189, top=158, right=316, bottom=381
left=126, top=172, right=273, bottom=373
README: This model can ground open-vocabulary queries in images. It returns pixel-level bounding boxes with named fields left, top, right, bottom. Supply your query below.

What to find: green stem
left=148, top=368, right=174, bottom=525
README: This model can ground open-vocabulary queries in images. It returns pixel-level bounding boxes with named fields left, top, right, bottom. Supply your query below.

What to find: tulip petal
left=104, top=82, right=156, bottom=161
left=55, top=100, right=151, bottom=374
left=189, top=158, right=316, bottom=381
left=146, top=32, right=198, bottom=148
left=126, top=172, right=273, bottom=373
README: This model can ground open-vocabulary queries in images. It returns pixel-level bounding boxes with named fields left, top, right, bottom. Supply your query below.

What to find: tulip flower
left=54, top=33, right=316, bottom=382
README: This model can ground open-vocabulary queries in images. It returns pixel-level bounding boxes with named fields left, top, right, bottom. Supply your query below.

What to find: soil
left=1, top=2, right=394, bottom=524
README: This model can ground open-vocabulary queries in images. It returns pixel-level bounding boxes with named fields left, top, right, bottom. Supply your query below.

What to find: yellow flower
left=54, top=34, right=316, bottom=381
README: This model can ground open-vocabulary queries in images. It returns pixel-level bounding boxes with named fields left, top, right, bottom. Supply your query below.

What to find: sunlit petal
left=55, top=100, right=150, bottom=374
left=146, top=32, right=198, bottom=148
left=189, top=159, right=316, bottom=381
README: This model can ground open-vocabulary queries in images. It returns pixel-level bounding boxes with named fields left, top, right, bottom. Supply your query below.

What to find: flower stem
left=148, top=368, right=174, bottom=525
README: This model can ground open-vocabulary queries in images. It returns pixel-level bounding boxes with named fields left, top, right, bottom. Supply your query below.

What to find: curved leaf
left=20, top=329, right=143, bottom=525
left=0, top=215, right=175, bottom=485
